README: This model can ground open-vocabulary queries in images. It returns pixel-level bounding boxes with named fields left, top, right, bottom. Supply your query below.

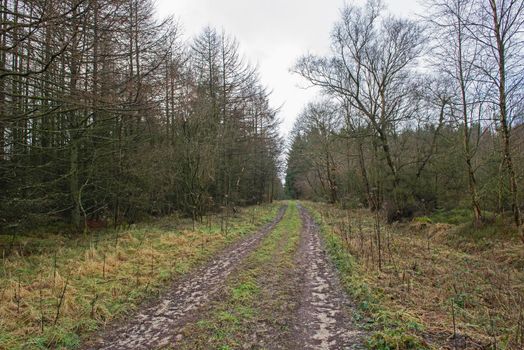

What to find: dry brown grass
left=308, top=202, right=524, bottom=349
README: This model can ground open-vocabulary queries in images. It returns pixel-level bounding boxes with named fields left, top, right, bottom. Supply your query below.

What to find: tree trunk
left=70, top=139, right=81, bottom=231
left=357, top=140, right=372, bottom=208
left=490, top=0, right=521, bottom=227
left=457, top=14, right=482, bottom=227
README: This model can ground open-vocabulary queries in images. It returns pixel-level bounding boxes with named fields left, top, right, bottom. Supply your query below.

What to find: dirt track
left=292, top=205, right=365, bottom=349
left=84, top=203, right=364, bottom=349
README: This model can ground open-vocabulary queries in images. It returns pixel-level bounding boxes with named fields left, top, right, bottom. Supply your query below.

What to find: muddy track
left=292, top=205, right=365, bottom=350
left=174, top=203, right=365, bottom=350
left=84, top=206, right=287, bottom=350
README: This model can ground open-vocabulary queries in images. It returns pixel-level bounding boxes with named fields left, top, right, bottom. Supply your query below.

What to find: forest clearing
left=2, top=0, right=524, bottom=348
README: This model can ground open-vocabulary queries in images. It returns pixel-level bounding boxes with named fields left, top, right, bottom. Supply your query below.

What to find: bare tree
left=425, top=0, right=485, bottom=226
left=467, top=0, right=524, bottom=226
left=294, top=0, right=424, bottom=186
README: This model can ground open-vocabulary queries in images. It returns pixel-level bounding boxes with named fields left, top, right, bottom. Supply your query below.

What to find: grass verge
left=303, top=202, right=428, bottom=350
left=0, top=203, right=281, bottom=350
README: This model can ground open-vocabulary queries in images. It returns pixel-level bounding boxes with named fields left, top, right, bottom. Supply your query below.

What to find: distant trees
left=288, top=0, right=524, bottom=226
left=297, top=1, right=424, bottom=187
left=288, top=101, right=340, bottom=204
left=0, top=0, right=282, bottom=232
left=427, top=0, right=485, bottom=226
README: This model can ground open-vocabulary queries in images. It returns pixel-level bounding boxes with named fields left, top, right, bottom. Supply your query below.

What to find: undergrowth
left=304, top=202, right=429, bottom=350
left=305, top=201, right=524, bottom=350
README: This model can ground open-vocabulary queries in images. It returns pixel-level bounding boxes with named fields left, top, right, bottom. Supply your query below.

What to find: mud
left=292, top=205, right=365, bottom=349
left=84, top=204, right=366, bottom=350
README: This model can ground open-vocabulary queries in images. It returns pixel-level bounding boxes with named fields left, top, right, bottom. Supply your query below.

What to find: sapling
left=399, top=270, right=406, bottom=303
left=374, top=208, right=382, bottom=271
left=7, top=231, right=16, bottom=257
left=225, top=199, right=230, bottom=236
left=90, top=293, right=99, bottom=319
left=172, top=256, right=177, bottom=275
left=519, top=296, right=524, bottom=350
left=370, top=234, right=375, bottom=269
left=53, top=250, right=58, bottom=287
left=517, top=304, right=524, bottom=349
left=0, top=284, right=6, bottom=305
left=114, top=229, right=119, bottom=247
left=1, top=249, right=5, bottom=277
left=343, top=220, right=351, bottom=250
left=95, top=233, right=99, bottom=249
left=15, top=274, right=21, bottom=314
left=490, top=313, right=497, bottom=350
left=221, top=208, right=225, bottom=233
left=357, top=213, right=364, bottom=258
left=54, top=275, right=69, bottom=325
left=102, top=252, right=106, bottom=279
left=135, top=259, right=141, bottom=287
left=39, top=282, right=44, bottom=332
left=386, top=228, right=397, bottom=271
left=136, top=238, right=146, bottom=286
left=150, top=241, right=155, bottom=277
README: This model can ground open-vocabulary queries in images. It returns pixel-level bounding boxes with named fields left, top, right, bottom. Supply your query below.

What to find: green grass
left=231, top=280, right=260, bottom=301
left=412, top=216, right=432, bottom=224
left=424, top=208, right=519, bottom=253
left=456, top=215, right=518, bottom=240
left=429, top=208, right=473, bottom=225
left=0, top=203, right=281, bottom=350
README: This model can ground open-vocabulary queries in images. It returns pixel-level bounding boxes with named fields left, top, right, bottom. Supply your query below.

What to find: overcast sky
left=156, top=0, right=423, bottom=137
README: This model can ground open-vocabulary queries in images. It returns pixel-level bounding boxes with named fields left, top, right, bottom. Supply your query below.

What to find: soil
left=291, top=205, right=365, bottom=350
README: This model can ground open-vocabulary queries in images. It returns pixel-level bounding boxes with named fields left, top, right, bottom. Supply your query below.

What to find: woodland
left=287, top=0, right=524, bottom=231
left=0, top=0, right=283, bottom=233
left=1, top=0, right=524, bottom=349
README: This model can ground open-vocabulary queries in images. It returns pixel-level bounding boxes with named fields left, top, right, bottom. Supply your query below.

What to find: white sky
left=156, top=0, right=423, bottom=137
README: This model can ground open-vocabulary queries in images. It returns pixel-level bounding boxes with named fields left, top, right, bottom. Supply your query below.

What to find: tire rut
left=292, top=205, right=365, bottom=350
left=84, top=206, right=287, bottom=350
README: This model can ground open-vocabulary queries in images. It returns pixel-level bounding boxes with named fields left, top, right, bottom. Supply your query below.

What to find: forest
left=1, top=0, right=524, bottom=349
left=287, top=0, right=524, bottom=232
left=0, top=0, right=283, bottom=233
